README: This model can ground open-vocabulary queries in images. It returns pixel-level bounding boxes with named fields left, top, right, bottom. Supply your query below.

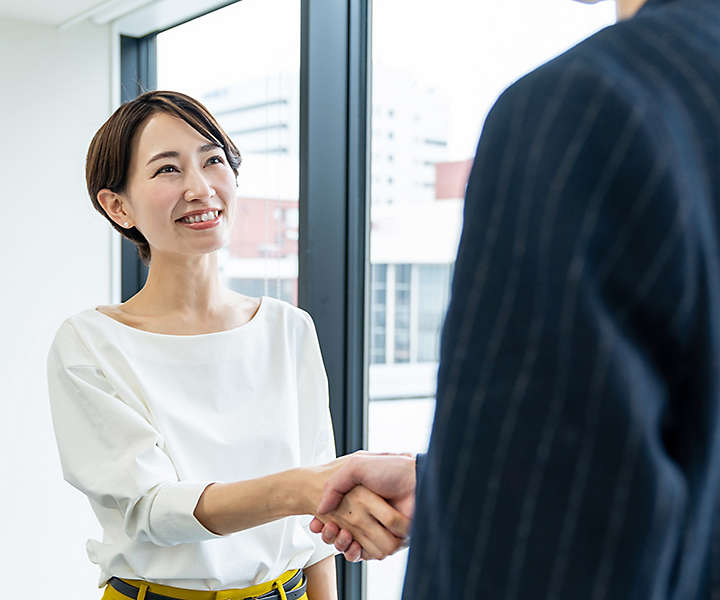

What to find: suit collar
left=639, top=0, right=680, bottom=8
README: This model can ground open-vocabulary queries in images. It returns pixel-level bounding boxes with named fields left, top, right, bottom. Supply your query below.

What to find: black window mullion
left=119, top=33, right=155, bottom=300
left=299, top=0, right=370, bottom=598
left=346, top=0, right=371, bottom=462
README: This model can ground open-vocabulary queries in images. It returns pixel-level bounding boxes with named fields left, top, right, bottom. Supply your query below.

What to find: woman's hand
left=313, top=485, right=411, bottom=560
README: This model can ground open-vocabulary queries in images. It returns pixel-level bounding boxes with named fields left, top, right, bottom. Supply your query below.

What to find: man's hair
left=85, top=90, right=242, bottom=265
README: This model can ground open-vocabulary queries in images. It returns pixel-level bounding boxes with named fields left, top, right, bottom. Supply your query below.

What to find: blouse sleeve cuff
left=150, top=481, right=225, bottom=545
left=305, top=539, right=338, bottom=567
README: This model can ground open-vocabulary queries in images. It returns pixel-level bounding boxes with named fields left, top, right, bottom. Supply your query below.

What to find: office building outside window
left=366, top=1, right=615, bottom=598
left=370, top=264, right=388, bottom=365
left=156, top=0, right=300, bottom=305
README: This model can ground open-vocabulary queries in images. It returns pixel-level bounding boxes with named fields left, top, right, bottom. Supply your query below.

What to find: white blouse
left=46, top=296, right=337, bottom=591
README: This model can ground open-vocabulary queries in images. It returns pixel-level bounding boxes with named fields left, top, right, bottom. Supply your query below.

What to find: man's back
left=403, top=0, right=720, bottom=597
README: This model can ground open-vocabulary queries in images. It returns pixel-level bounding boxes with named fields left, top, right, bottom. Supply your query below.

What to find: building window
left=417, top=264, right=452, bottom=362
left=370, top=264, right=388, bottom=364
left=157, top=0, right=300, bottom=307
left=228, top=278, right=296, bottom=304
left=394, top=264, right=411, bottom=363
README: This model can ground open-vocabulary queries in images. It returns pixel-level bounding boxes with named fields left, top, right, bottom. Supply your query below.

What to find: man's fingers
left=321, top=521, right=340, bottom=545
left=325, top=486, right=408, bottom=559
left=381, top=507, right=411, bottom=539
left=364, top=487, right=412, bottom=539
left=343, top=511, right=402, bottom=559
left=309, top=517, right=324, bottom=534
left=344, top=540, right=362, bottom=562
left=333, top=528, right=354, bottom=552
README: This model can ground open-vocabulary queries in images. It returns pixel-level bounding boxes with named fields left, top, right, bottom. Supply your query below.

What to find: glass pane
left=366, top=1, right=616, bottom=598
left=157, top=0, right=300, bottom=304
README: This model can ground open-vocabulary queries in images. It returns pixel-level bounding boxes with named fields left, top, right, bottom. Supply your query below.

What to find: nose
left=183, top=167, right=216, bottom=202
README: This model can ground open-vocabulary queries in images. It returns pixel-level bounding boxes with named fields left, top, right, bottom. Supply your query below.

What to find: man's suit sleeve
left=403, top=56, right=698, bottom=599
left=415, top=452, right=426, bottom=487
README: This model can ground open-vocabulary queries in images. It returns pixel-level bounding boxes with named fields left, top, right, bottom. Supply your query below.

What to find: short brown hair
left=85, top=90, right=242, bottom=265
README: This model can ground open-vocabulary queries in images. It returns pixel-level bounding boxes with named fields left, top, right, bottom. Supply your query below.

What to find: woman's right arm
left=193, top=459, right=410, bottom=559
left=47, top=321, right=224, bottom=547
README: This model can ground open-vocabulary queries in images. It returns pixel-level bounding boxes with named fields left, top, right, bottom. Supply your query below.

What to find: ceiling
left=0, top=0, right=160, bottom=27
left=0, top=0, right=102, bottom=25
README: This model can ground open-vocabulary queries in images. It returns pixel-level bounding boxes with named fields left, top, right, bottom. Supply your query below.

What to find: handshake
left=307, top=451, right=417, bottom=562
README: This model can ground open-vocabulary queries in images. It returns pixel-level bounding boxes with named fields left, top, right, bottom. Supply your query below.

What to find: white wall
left=0, top=17, right=115, bottom=597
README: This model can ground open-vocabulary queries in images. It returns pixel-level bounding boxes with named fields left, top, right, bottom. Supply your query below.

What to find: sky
left=157, top=0, right=616, bottom=161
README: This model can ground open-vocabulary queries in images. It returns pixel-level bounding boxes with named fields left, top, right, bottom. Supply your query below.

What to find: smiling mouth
left=176, top=211, right=224, bottom=231
left=176, top=209, right=223, bottom=224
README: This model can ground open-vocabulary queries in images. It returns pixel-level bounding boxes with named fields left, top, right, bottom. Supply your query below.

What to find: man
left=311, top=0, right=720, bottom=596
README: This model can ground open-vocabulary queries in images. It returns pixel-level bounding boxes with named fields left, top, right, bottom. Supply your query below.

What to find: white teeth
left=181, top=210, right=220, bottom=224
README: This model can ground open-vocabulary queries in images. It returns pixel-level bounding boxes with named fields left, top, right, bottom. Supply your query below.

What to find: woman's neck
left=126, top=251, right=231, bottom=317
left=616, top=0, right=648, bottom=19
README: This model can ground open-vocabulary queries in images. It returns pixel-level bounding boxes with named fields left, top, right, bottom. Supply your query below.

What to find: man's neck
left=616, top=0, right=649, bottom=19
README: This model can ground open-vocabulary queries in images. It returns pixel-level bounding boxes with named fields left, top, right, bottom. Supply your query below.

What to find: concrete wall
left=0, top=17, right=115, bottom=597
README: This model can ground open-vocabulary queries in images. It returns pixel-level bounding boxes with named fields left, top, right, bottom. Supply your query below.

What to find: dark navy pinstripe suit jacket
left=402, top=0, right=720, bottom=598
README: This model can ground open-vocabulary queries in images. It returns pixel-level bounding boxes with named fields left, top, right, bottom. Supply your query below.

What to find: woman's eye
left=156, top=165, right=179, bottom=175
left=207, top=155, right=225, bottom=165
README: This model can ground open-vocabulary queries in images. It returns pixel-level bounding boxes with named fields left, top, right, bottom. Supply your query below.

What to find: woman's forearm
left=193, top=464, right=332, bottom=535
left=192, top=456, right=410, bottom=563
left=304, top=555, right=337, bottom=600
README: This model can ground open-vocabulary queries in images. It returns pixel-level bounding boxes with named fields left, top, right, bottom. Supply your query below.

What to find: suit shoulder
left=497, top=15, right=668, bottom=119
left=482, top=24, right=670, bottom=160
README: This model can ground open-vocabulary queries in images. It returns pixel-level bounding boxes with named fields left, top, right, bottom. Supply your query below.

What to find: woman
left=46, top=90, right=408, bottom=600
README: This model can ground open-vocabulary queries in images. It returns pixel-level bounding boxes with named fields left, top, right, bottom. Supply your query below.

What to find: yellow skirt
left=101, top=569, right=308, bottom=600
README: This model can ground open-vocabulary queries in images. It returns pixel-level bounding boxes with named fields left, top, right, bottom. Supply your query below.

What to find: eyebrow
left=145, top=143, right=221, bottom=167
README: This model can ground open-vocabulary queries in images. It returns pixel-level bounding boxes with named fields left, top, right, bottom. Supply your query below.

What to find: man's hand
left=314, top=485, right=411, bottom=560
left=309, top=451, right=417, bottom=561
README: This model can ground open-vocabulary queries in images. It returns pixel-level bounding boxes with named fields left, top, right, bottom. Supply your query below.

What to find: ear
left=97, top=189, right=133, bottom=229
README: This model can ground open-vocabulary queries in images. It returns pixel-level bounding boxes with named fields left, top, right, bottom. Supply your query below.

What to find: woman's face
left=121, top=112, right=238, bottom=259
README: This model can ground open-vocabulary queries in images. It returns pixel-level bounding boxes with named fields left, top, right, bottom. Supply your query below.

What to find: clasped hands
left=308, top=451, right=416, bottom=562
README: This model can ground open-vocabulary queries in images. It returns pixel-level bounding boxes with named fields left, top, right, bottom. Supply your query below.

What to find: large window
left=365, top=1, right=615, bottom=598
left=156, top=0, right=300, bottom=304
left=121, top=1, right=614, bottom=598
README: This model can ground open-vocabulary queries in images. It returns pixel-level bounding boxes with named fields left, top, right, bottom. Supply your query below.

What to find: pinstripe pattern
left=402, top=0, right=720, bottom=598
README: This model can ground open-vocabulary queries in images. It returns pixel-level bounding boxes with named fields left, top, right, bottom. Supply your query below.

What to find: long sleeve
left=46, top=321, right=223, bottom=548
left=403, top=47, right=710, bottom=599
